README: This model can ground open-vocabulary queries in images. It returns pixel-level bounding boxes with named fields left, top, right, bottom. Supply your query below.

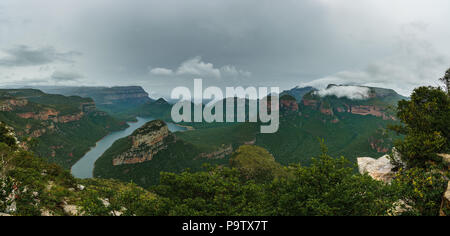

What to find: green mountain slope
left=36, top=86, right=154, bottom=120
left=0, top=89, right=127, bottom=168
left=94, top=120, right=228, bottom=187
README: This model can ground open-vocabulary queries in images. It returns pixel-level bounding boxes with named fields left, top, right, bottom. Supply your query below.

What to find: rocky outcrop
left=112, top=120, right=173, bottom=166
left=0, top=99, right=28, bottom=111
left=320, top=103, right=334, bottom=116
left=350, top=105, right=394, bottom=120
left=17, top=109, right=84, bottom=123
left=350, top=105, right=384, bottom=117
left=280, top=99, right=299, bottom=113
left=302, top=99, right=319, bottom=108
left=438, top=154, right=450, bottom=167
left=198, top=145, right=233, bottom=160
left=357, top=155, right=395, bottom=183
left=440, top=181, right=450, bottom=216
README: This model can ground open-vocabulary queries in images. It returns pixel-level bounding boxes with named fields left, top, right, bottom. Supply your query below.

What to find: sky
left=0, top=0, right=449, bottom=98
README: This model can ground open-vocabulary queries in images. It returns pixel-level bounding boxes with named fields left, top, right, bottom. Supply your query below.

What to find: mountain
left=175, top=85, right=405, bottom=166
left=255, top=85, right=405, bottom=165
left=36, top=86, right=153, bottom=119
left=301, top=84, right=406, bottom=120
left=280, top=86, right=317, bottom=102
left=0, top=89, right=127, bottom=168
left=94, top=120, right=229, bottom=187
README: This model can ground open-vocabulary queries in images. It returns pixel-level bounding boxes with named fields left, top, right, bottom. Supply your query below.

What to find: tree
left=266, top=143, right=398, bottom=216
left=440, top=68, right=450, bottom=94
left=390, top=86, right=450, bottom=167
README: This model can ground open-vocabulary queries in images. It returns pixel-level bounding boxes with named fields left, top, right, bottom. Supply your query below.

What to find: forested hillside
left=0, top=89, right=127, bottom=168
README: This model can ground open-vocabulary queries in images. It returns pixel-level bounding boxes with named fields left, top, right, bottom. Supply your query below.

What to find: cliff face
left=112, top=120, right=174, bottom=166
left=0, top=89, right=126, bottom=168
left=0, top=99, right=28, bottom=111
left=301, top=85, right=402, bottom=120
left=280, top=95, right=299, bottom=113
left=197, top=144, right=233, bottom=160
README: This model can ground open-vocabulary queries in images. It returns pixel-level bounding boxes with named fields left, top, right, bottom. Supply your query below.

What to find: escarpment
left=300, top=85, right=403, bottom=120
left=112, top=120, right=174, bottom=166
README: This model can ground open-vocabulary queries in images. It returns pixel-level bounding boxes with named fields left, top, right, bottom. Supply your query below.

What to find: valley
left=0, top=84, right=406, bottom=185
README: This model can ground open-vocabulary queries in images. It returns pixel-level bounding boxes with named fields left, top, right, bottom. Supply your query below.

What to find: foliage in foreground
left=388, top=83, right=450, bottom=216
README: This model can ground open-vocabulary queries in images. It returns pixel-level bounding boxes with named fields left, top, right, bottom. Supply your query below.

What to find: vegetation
left=1, top=78, right=449, bottom=216
left=0, top=89, right=127, bottom=168
left=94, top=134, right=229, bottom=188
left=389, top=86, right=450, bottom=168
left=387, top=75, right=450, bottom=216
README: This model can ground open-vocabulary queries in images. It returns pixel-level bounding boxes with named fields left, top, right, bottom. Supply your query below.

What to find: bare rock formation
left=357, top=155, right=395, bottom=183
left=112, top=120, right=173, bottom=166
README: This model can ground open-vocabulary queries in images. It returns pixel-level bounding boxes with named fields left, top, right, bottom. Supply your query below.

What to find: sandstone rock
left=100, top=198, right=110, bottom=207
left=440, top=181, right=450, bottom=216
left=113, top=120, right=173, bottom=166
left=5, top=202, right=17, bottom=213
left=40, top=209, right=54, bottom=216
left=438, top=154, right=450, bottom=167
left=63, top=204, right=81, bottom=216
left=77, top=184, right=86, bottom=191
left=357, top=155, right=395, bottom=183
left=198, top=145, right=233, bottom=160
left=390, top=200, right=412, bottom=216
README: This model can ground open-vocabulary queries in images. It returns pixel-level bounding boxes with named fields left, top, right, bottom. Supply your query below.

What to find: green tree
left=266, top=143, right=398, bottom=216
left=440, top=68, right=450, bottom=94
left=391, top=167, right=448, bottom=216
left=390, top=86, right=450, bottom=168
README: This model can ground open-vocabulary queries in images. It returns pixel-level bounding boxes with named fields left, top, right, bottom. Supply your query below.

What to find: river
left=71, top=117, right=186, bottom=179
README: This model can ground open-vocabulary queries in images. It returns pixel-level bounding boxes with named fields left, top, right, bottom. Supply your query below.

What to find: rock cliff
left=357, top=155, right=395, bottom=182
left=112, top=120, right=174, bottom=166
left=301, top=85, right=404, bottom=120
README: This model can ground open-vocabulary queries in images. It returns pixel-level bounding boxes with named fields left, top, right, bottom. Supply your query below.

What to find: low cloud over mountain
left=315, top=85, right=370, bottom=100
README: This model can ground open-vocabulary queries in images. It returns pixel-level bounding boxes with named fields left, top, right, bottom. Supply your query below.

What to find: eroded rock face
left=17, top=110, right=84, bottom=123
left=280, top=99, right=299, bottom=113
left=302, top=99, right=319, bottom=108
left=198, top=145, right=233, bottom=160
left=440, top=181, right=450, bottom=216
left=357, top=155, right=395, bottom=183
left=438, top=154, right=450, bottom=167
left=350, top=105, right=395, bottom=120
left=112, top=120, right=173, bottom=166
left=0, top=99, right=28, bottom=111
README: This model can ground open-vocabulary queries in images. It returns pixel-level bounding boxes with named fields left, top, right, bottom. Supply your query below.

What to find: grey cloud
left=315, top=86, right=370, bottom=100
left=301, top=23, right=449, bottom=96
left=0, top=45, right=81, bottom=67
left=149, top=67, right=174, bottom=76
left=149, top=56, right=251, bottom=80
left=51, top=70, right=84, bottom=82
left=1, top=0, right=450, bottom=97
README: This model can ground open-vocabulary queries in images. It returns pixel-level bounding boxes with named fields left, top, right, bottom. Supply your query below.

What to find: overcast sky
left=0, top=0, right=449, bottom=98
